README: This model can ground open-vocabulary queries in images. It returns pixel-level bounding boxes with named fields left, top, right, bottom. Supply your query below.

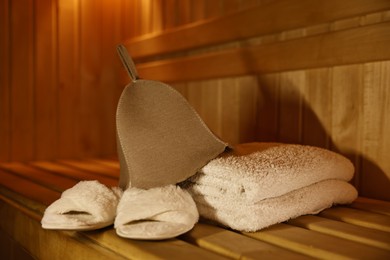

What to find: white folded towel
left=188, top=142, right=354, bottom=202
left=187, top=179, right=358, bottom=232
left=42, top=180, right=122, bottom=230
left=115, top=185, right=199, bottom=240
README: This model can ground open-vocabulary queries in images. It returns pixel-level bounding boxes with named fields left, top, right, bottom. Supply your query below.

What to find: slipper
left=41, top=180, right=122, bottom=230
left=115, top=45, right=227, bottom=190
left=114, top=185, right=198, bottom=240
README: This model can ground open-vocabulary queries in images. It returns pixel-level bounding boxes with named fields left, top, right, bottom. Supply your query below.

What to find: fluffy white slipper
left=41, top=180, right=122, bottom=230
left=115, top=185, right=198, bottom=240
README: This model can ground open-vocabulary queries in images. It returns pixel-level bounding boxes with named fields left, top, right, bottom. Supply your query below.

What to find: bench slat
left=85, top=228, right=228, bottom=260
left=30, top=161, right=118, bottom=187
left=1, top=158, right=389, bottom=259
left=0, top=169, right=60, bottom=205
left=181, top=222, right=310, bottom=259
left=320, top=207, right=390, bottom=232
left=350, top=197, right=390, bottom=216
left=288, top=215, right=390, bottom=251
left=86, top=159, right=120, bottom=170
left=0, top=163, right=75, bottom=193
left=0, top=200, right=126, bottom=259
left=245, top=223, right=390, bottom=259
left=57, top=159, right=119, bottom=178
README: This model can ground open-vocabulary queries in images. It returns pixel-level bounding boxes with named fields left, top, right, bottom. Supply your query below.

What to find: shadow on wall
left=255, top=75, right=390, bottom=201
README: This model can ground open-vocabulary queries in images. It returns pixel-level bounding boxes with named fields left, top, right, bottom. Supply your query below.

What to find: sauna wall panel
left=1, top=0, right=389, bottom=200
left=0, top=0, right=10, bottom=161
left=10, top=0, right=35, bottom=161
left=121, top=0, right=390, bottom=200
left=35, top=0, right=58, bottom=160
left=0, top=0, right=237, bottom=161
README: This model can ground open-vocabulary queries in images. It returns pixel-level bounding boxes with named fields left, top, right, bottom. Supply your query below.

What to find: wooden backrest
left=124, top=0, right=390, bottom=81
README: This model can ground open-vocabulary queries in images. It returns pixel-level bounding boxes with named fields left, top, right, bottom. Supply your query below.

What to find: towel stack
left=183, top=142, right=358, bottom=232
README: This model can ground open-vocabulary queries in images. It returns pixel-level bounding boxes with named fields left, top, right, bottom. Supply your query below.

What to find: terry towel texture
left=115, top=185, right=199, bottom=240
left=183, top=142, right=358, bottom=232
left=188, top=142, right=354, bottom=201
left=42, top=180, right=122, bottom=230
left=187, top=180, right=357, bottom=232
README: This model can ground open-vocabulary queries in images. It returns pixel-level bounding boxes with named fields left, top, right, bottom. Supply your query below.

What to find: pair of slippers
left=41, top=181, right=199, bottom=240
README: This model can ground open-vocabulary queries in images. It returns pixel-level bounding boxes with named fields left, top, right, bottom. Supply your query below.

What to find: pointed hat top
left=116, top=45, right=227, bottom=189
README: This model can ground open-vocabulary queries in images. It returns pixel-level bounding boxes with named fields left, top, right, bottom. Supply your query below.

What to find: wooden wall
left=1, top=0, right=389, bottom=200
left=123, top=0, right=390, bottom=200
left=0, top=0, right=256, bottom=162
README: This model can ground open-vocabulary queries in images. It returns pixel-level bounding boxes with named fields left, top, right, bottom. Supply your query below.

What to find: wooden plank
left=181, top=223, right=310, bottom=259
left=10, top=0, right=34, bottom=161
left=29, top=161, right=118, bottom=187
left=320, top=207, right=390, bottom=232
left=57, top=160, right=119, bottom=178
left=86, top=228, right=227, bottom=260
left=162, top=0, right=178, bottom=29
left=361, top=61, right=390, bottom=201
left=34, top=0, right=58, bottom=160
left=85, top=159, right=120, bottom=170
left=191, top=0, right=206, bottom=21
left=301, top=68, right=332, bottom=148
left=57, top=0, right=82, bottom=158
left=330, top=65, right=363, bottom=189
left=136, top=22, right=390, bottom=82
left=0, top=183, right=48, bottom=217
left=125, top=0, right=390, bottom=59
left=222, top=0, right=240, bottom=14
left=120, top=0, right=135, bottom=39
left=350, top=197, right=390, bottom=216
left=205, top=0, right=223, bottom=18
left=219, top=78, right=240, bottom=144
left=237, top=76, right=258, bottom=143
left=151, top=0, right=163, bottom=33
left=178, top=0, right=192, bottom=25
left=140, top=0, right=153, bottom=35
left=245, top=223, right=390, bottom=259
left=288, top=215, right=390, bottom=251
left=278, top=71, right=304, bottom=143
left=0, top=0, right=10, bottom=161
left=257, top=73, right=280, bottom=142
left=99, top=0, right=123, bottom=158
left=0, top=163, right=76, bottom=193
left=79, top=0, right=102, bottom=157
left=0, top=201, right=124, bottom=259
left=0, top=169, right=60, bottom=205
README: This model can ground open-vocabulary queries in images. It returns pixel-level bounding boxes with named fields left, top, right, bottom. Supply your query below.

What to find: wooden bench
left=1, top=159, right=389, bottom=259
left=1, top=1, right=390, bottom=259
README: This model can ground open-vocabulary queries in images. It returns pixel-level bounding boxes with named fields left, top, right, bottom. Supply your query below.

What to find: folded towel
left=188, top=142, right=354, bottom=202
left=42, top=180, right=122, bottom=230
left=115, top=185, right=199, bottom=240
left=186, top=179, right=358, bottom=232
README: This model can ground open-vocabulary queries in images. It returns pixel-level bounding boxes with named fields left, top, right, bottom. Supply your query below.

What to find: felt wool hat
left=116, top=45, right=227, bottom=189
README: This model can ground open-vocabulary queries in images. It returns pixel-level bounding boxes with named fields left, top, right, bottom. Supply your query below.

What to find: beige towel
left=187, top=142, right=354, bottom=202
left=186, top=179, right=357, bottom=232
